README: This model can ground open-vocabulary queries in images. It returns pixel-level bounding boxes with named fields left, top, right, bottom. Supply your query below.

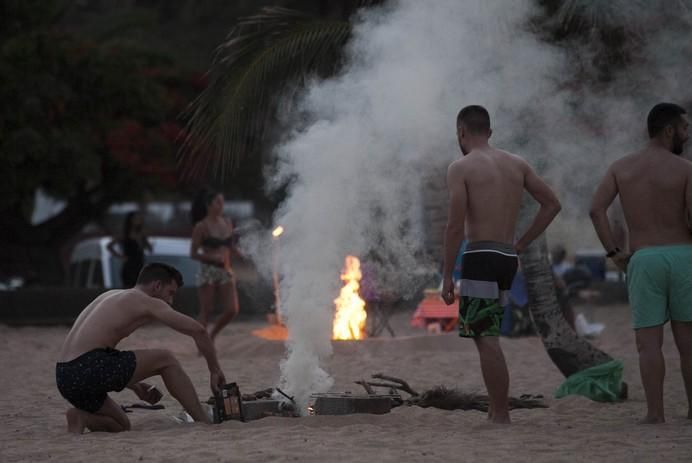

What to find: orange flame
left=332, top=255, right=367, bottom=340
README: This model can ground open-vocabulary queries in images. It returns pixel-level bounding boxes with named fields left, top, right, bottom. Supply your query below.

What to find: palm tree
left=519, top=231, right=615, bottom=377
left=532, top=0, right=691, bottom=85
left=178, top=4, right=382, bottom=181
left=179, top=3, right=626, bottom=393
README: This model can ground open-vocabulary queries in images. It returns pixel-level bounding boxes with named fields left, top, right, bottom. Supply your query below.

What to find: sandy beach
left=1, top=303, right=690, bottom=462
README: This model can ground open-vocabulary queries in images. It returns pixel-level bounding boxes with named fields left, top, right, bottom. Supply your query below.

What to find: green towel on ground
left=554, top=359, right=624, bottom=402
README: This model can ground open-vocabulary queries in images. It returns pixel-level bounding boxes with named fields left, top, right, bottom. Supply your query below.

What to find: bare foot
left=638, top=415, right=665, bottom=424
left=486, top=411, right=511, bottom=424
left=66, top=408, right=85, bottom=434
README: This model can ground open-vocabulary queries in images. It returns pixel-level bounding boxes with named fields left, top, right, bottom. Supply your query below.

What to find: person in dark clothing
left=108, top=211, right=152, bottom=288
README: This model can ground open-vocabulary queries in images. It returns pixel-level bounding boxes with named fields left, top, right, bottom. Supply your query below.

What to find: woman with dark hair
left=107, top=211, right=152, bottom=288
left=190, top=190, right=240, bottom=340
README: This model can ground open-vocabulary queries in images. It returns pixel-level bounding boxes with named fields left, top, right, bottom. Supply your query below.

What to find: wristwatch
left=606, top=247, right=621, bottom=258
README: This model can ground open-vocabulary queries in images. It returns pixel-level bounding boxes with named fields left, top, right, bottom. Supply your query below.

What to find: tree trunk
left=520, top=234, right=614, bottom=377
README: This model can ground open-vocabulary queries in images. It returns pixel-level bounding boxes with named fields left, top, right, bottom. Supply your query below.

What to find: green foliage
left=179, top=6, right=370, bottom=181
left=0, top=0, right=187, bottom=223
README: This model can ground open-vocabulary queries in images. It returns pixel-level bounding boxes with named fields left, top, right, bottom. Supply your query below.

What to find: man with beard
left=441, top=105, right=561, bottom=424
left=590, top=102, right=691, bottom=424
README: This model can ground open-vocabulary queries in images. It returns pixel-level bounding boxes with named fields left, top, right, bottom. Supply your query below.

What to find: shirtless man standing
left=590, top=103, right=691, bottom=424
left=441, top=105, right=561, bottom=424
left=56, top=263, right=226, bottom=433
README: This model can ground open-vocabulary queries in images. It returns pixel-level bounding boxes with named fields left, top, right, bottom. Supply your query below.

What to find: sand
left=1, top=303, right=690, bottom=462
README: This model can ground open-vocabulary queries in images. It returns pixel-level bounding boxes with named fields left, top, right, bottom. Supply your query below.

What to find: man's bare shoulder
left=87, top=289, right=124, bottom=307
left=494, top=148, right=530, bottom=170
left=98, top=289, right=160, bottom=309
left=447, top=158, right=467, bottom=176
left=610, top=150, right=642, bottom=167
left=610, top=148, right=692, bottom=173
left=668, top=153, right=692, bottom=170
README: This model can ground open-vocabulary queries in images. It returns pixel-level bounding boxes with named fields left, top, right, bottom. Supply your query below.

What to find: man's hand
left=210, top=370, right=226, bottom=395
left=132, top=382, right=163, bottom=404
left=612, top=252, right=631, bottom=273
left=514, top=241, right=526, bottom=254
left=441, top=276, right=455, bottom=305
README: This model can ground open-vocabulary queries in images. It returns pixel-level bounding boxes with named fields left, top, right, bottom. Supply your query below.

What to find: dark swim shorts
left=56, top=348, right=137, bottom=413
left=459, top=241, right=518, bottom=337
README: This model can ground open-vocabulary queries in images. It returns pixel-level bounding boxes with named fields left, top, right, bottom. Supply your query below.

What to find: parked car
left=68, top=236, right=200, bottom=289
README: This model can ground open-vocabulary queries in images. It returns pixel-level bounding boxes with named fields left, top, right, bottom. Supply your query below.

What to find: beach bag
left=554, top=359, right=624, bottom=402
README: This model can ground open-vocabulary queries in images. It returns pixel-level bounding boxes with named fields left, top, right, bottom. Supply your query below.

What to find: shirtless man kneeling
left=56, top=262, right=226, bottom=433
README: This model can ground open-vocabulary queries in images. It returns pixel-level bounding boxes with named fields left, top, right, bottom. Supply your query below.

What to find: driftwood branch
left=356, top=380, right=409, bottom=394
left=408, top=386, right=547, bottom=412
left=371, top=373, right=419, bottom=396
left=356, top=373, right=547, bottom=412
left=356, top=379, right=375, bottom=395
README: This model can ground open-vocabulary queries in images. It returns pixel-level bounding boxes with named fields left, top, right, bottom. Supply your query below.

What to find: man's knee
left=635, top=327, right=664, bottom=353
left=671, top=321, right=692, bottom=354
left=139, top=349, right=181, bottom=375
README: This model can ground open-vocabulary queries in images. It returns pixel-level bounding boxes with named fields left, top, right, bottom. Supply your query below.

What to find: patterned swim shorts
left=459, top=241, right=518, bottom=338
left=197, top=263, right=233, bottom=286
left=56, top=348, right=136, bottom=413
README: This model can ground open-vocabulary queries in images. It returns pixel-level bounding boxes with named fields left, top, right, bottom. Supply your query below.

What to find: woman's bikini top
left=201, top=236, right=233, bottom=249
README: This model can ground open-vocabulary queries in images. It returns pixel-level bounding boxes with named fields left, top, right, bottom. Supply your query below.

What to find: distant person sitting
left=56, top=263, right=225, bottom=434
left=551, top=244, right=592, bottom=330
left=551, top=244, right=572, bottom=280
left=107, top=211, right=152, bottom=288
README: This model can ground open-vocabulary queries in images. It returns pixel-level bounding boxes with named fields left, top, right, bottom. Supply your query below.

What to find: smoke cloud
left=236, top=0, right=692, bottom=411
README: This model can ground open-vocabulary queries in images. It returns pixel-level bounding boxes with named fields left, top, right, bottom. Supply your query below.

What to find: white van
left=68, top=236, right=200, bottom=289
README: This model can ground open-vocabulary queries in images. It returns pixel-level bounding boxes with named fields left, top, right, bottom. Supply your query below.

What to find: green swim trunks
left=459, top=241, right=518, bottom=337
left=627, top=244, right=692, bottom=329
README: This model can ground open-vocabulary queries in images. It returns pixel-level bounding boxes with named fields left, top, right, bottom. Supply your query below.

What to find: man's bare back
left=605, top=147, right=692, bottom=251
left=450, top=147, right=526, bottom=244
left=441, top=105, right=561, bottom=424
left=443, top=145, right=561, bottom=277
left=590, top=102, right=691, bottom=424
left=59, top=289, right=170, bottom=362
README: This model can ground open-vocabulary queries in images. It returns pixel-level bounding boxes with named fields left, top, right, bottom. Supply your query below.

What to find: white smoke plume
left=249, top=0, right=692, bottom=412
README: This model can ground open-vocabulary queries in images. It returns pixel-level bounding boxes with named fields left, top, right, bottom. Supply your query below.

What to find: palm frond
left=551, top=0, right=690, bottom=38
left=556, top=0, right=642, bottom=32
left=178, top=7, right=355, bottom=182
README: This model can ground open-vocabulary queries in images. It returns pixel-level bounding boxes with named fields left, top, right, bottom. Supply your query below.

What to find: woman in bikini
left=190, top=190, right=240, bottom=340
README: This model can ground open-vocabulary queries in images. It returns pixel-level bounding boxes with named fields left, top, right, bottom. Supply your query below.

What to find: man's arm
left=685, top=167, right=692, bottom=232
left=515, top=163, right=561, bottom=252
left=442, top=161, right=467, bottom=304
left=589, top=166, right=620, bottom=254
left=148, top=301, right=225, bottom=392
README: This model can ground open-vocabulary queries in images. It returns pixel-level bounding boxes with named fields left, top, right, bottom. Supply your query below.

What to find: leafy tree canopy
left=0, top=0, right=195, bottom=239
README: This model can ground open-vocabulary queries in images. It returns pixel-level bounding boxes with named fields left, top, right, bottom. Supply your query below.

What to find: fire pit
left=241, top=399, right=293, bottom=421
left=309, top=392, right=398, bottom=415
